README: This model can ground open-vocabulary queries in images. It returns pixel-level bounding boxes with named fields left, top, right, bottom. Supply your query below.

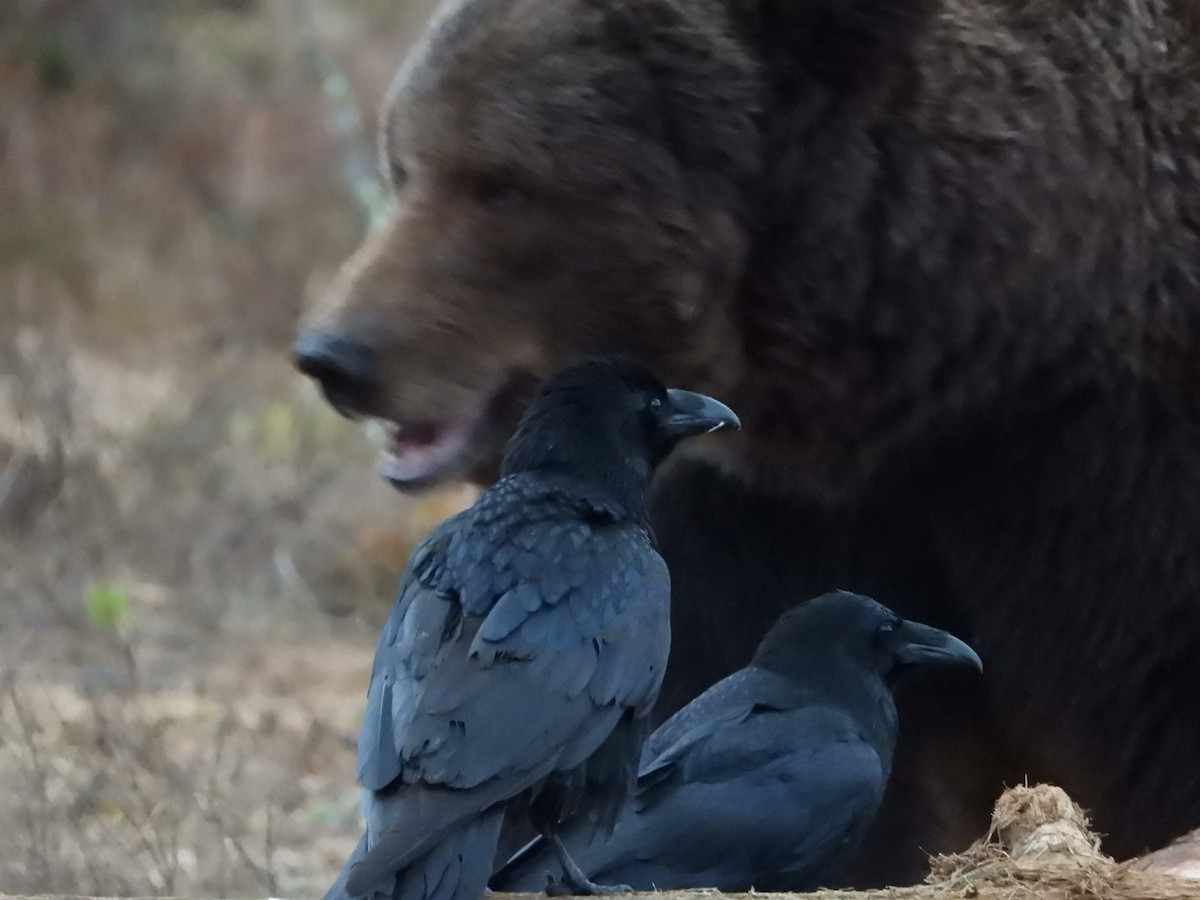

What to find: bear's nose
left=292, top=331, right=380, bottom=414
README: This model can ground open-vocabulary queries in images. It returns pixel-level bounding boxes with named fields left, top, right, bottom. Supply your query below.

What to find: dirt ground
left=1, top=614, right=369, bottom=897
left=3, top=784, right=1200, bottom=900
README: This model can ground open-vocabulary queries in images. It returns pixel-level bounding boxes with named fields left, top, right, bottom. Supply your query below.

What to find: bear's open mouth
left=377, top=415, right=478, bottom=489
left=368, top=373, right=537, bottom=491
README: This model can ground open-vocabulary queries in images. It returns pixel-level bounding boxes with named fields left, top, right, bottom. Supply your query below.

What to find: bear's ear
left=735, top=0, right=936, bottom=83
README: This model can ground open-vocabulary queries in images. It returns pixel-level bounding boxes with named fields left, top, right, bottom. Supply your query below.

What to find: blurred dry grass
left=0, top=1, right=467, bottom=895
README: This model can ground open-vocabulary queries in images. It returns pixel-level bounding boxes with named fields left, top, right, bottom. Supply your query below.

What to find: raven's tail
left=491, top=716, right=648, bottom=894
left=325, top=808, right=506, bottom=900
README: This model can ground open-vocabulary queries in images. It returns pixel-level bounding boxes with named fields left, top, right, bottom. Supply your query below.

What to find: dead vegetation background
left=0, top=1, right=466, bottom=895
left=6, top=4, right=1200, bottom=900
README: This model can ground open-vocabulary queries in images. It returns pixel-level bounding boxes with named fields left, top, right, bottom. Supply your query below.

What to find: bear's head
left=294, top=0, right=1014, bottom=495
left=295, top=0, right=775, bottom=489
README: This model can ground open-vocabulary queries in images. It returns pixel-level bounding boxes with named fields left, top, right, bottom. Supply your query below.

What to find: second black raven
left=323, top=357, right=740, bottom=900
left=491, top=591, right=982, bottom=893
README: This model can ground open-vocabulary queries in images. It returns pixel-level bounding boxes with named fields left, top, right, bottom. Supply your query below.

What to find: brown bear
left=293, top=0, right=1200, bottom=887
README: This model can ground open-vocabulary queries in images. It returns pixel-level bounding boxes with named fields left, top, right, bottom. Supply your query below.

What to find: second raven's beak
left=893, top=620, right=983, bottom=672
left=661, top=388, right=741, bottom=437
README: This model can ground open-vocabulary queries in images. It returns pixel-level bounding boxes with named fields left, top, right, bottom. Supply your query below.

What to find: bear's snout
left=293, top=330, right=381, bottom=417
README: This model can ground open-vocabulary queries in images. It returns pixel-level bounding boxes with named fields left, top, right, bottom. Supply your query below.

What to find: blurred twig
left=292, top=0, right=393, bottom=233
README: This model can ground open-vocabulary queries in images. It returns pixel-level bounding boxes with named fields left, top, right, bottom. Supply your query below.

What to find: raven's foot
left=544, top=873, right=632, bottom=896
left=544, top=835, right=632, bottom=896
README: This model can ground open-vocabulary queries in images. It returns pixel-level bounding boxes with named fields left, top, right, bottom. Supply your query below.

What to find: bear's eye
left=389, top=162, right=409, bottom=190
left=473, top=175, right=531, bottom=209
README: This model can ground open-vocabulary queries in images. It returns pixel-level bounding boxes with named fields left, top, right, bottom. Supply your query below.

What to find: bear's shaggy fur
left=295, top=0, right=1200, bottom=885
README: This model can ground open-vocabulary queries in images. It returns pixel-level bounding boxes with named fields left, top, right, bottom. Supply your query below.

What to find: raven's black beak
left=893, top=620, right=983, bottom=672
left=662, top=388, right=741, bottom=437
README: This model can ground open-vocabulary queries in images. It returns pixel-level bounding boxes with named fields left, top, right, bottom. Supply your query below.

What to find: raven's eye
left=649, top=398, right=663, bottom=411
left=879, top=622, right=896, bottom=635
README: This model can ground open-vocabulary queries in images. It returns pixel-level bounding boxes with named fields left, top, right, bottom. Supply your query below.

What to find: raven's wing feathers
left=606, top=731, right=881, bottom=891
left=560, top=707, right=883, bottom=892
left=347, top=487, right=670, bottom=895
left=356, top=512, right=467, bottom=792
left=493, top=670, right=886, bottom=893
left=629, top=672, right=886, bottom=887
left=634, top=668, right=799, bottom=797
left=626, top=706, right=885, bottom=886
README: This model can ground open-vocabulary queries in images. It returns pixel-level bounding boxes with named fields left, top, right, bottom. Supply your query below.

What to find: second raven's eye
left=879, top=622, right=896, bottom=635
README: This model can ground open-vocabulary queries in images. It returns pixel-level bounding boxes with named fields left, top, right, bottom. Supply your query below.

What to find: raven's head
left=754, top=591, right=982, bottom=688
left=500, top=356, right=740, bottom=505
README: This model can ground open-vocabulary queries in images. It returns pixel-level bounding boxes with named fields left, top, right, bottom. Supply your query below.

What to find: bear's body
left=294, top=0, right=1200, bottom=885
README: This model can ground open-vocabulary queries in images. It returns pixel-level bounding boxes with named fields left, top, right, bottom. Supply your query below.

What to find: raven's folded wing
left=348, top=507, right=670, bottom=894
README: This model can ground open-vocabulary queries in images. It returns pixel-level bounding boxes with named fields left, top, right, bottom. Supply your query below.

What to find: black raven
left=323, top=357, right=740, bottom=900
left=490, top=591, right=982, bottom=893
